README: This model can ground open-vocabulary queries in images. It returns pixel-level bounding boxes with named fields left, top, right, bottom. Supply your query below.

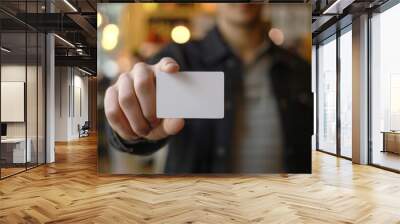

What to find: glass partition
left=0, top=1, right=46, bottom=179
left=317, top=36, right=337, bottom=154
left=1, top=30, right=28, bottom=177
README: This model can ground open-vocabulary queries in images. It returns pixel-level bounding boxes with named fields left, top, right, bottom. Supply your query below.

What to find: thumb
left=145, top=118, right=184, bottom=141
left=162, top=118, right=185, bottom=135
left=153, top=57, right=180, bottom=74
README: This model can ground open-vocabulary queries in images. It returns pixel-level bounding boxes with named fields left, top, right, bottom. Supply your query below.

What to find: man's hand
left=104, top=57, right=185, bottom=141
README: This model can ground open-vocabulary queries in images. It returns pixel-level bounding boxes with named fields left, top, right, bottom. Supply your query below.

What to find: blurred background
left=97, top=3, right=311, bottom=174
left=98, top=3, right=310, bottom=78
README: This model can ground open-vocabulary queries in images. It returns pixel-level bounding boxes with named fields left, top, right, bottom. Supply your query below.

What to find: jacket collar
left=202, top=26, right=233, bottom=65
left=202, top=26, right=279, bottom=65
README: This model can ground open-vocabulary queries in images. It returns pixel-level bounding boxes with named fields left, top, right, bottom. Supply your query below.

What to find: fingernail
left=165, top=61, right=176, bottom=66
left=164, top=62, right=177, bottom=69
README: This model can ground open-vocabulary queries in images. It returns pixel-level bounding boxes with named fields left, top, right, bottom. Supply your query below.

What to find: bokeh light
left=268, top=28, right=285, bottom=46
left=102, top=59, right=119, bottom=79
left=171, top=25, right=191, bottom=44
left=97, top=13, right=102, bottom=28
left=102, top=24, right=119, bottom=51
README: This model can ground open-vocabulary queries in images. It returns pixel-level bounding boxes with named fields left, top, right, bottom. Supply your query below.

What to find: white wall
left=54, top=67, right=89, bottom=141
left=70, top=73, right=89, bottom=139
left=55, top=67, right=69, bottom=141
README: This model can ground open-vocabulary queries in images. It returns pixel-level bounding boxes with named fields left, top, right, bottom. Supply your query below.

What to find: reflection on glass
left=318, top=37, right=337, bottom=154
left=340, top=29, right=352, bottom=158
left=371, top=3, right=400, bottom=171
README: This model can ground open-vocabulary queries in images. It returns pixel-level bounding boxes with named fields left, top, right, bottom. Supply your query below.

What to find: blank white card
left=156, top=71, right=224, bottom=119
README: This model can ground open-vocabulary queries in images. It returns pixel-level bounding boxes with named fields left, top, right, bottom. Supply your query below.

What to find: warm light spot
left=143, top=3, right=158, bottom=12
left=201, top=3, right=217, bottom=13
left=102, top=24, right=119, bottom=51
left=268, top=28, right=285, bottom=46
left=97, top=13, right=102, bottom=28
left=171, top=25, right=191, bottom=44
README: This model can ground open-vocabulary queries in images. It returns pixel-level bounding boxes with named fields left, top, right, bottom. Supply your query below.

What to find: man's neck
left=217, top=19, right=266, bottom=65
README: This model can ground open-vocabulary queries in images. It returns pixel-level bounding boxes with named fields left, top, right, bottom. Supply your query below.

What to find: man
left=104, top=4, right=312, bottom=173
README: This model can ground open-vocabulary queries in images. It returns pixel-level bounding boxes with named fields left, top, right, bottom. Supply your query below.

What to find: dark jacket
left=108, top=27, right=313, bottom=173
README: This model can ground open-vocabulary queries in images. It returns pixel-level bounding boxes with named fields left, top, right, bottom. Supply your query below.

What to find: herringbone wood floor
left=1, top=135, right=400, bottom=224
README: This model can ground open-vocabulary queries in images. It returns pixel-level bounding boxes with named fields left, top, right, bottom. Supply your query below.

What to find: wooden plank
left=0, top=135, right=399, bottom=223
